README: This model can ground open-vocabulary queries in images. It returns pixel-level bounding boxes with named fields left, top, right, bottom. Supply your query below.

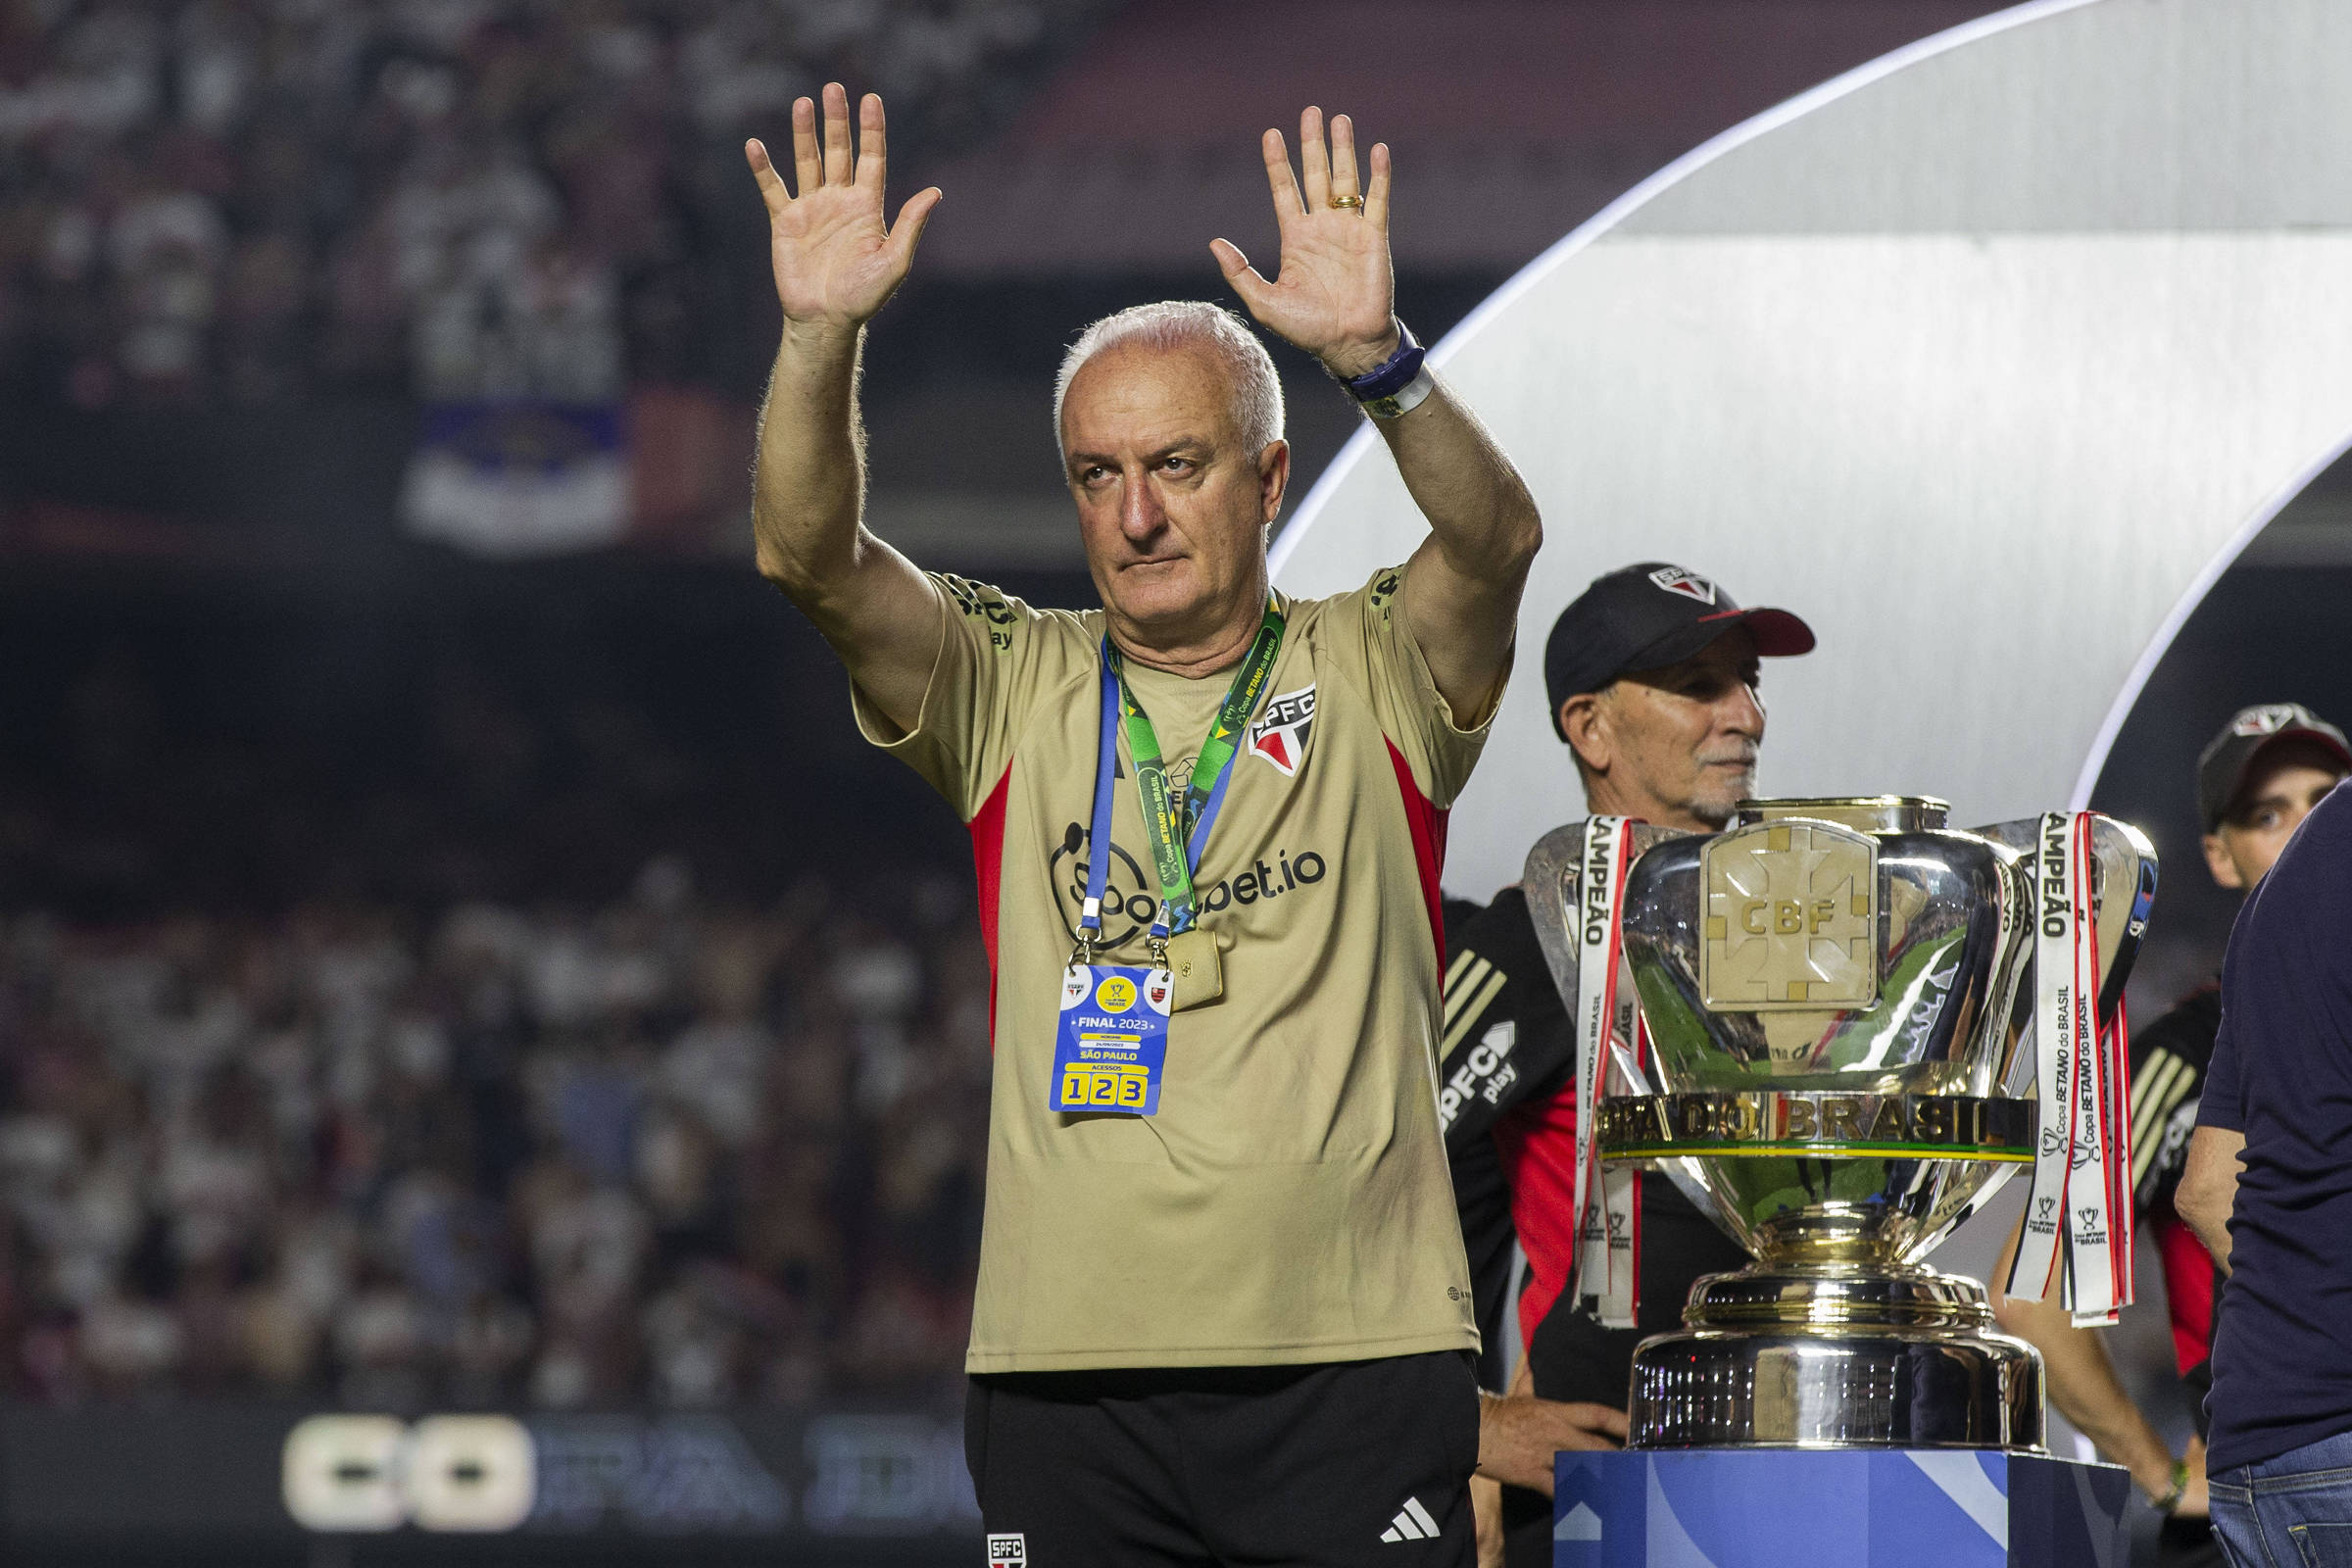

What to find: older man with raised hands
left=745, top=86, right=1540, bottom=1565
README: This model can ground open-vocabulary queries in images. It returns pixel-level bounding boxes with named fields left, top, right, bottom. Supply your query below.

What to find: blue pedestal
left=1552, top=1449, right=2130, bottom=1568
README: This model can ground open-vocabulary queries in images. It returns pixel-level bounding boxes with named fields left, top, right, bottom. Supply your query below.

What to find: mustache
left=1697, top=745, right=1759, bottom=768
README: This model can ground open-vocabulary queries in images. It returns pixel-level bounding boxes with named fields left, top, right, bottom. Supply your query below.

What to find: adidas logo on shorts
left=1380, top=1495, right=1442, bottom=1543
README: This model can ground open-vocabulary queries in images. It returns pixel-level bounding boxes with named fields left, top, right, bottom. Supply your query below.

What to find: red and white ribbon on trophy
left=1571, top=815, right=1647, bottom=1329
left=2006, top=811, right=2135, bottom=1326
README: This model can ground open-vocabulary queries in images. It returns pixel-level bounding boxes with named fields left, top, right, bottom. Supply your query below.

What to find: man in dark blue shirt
left=2179, top=776, right=2352, bottom=1568
left=1991, top=702, right=2350, bottom=1568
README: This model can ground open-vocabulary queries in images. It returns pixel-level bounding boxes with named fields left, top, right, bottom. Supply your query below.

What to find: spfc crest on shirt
left=1248, top=685, right=1316, bottom=776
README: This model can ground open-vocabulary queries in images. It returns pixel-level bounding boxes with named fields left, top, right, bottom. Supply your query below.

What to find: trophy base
left=1626, top=1266, right=2044, bottom=1449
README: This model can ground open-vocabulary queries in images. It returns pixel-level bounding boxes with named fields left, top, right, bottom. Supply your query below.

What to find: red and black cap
left=2195, top=703, right=2352, bottom=830
left=1543, top=563, right=1815, bottom=740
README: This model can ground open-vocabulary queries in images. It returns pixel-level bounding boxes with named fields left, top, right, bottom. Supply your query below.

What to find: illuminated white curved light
left=1272, top=0, right=2352, bottom=900
left=1270, top=0, right=2109, bottom=581
left=2067, top=423, right=2352, bottom=808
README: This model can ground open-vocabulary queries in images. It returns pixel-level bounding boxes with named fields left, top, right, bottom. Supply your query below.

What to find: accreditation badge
left=1050, top=963, right=1173, bottom=1115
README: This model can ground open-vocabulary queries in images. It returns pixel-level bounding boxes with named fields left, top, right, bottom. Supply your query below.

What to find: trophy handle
left=1967, top=814, right=2160, bottom=1025
left=1520, top=822, right=1728, bottom=1235
left=2087, top=817, right=2160, bottom=1020
left=1520, top=821, right=1702, bottom=1019
left=1520, top=824, right=1590, bottom=1012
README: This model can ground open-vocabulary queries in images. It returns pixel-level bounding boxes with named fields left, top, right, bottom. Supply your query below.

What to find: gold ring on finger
left=1330, top=194, right=1363, bottom=210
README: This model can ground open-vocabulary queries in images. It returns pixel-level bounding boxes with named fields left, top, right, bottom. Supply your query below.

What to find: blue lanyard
left=1077, top=668, right=1122, bottom=949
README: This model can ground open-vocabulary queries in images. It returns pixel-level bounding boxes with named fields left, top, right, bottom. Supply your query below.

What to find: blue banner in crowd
left=402, top=401, right=629, bottom=558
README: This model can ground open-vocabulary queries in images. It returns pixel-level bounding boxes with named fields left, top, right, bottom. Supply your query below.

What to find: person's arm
left=745, top=85, right=945, bottom=735
left=1211, top=108, right=1539, bottom=720
left=1477, top=1356, right=1627, bottom=1494
left=1470, top=1475, right=1504, bottom=1568
left=2177, top=1126, right=2245, bottom=1272
left=1989, top=1214, right=2207, bottom=1515
left=2180, top=1008, right=2246, bottom=1272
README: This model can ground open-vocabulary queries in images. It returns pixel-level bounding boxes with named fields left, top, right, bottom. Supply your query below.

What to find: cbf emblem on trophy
left=1525, top=797, right=2158, bottom=1449
left=1699, top=819, right=1877, bottom=1011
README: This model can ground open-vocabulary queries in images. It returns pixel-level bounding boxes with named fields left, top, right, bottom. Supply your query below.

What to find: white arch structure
left=1272, top=0, right=2352, bottom=902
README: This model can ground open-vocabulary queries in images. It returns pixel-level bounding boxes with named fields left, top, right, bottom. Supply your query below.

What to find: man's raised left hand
left=1212, top=107, right=1400, bottom=379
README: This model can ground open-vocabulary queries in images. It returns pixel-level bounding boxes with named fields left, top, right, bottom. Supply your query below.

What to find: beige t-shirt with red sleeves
left=856, top=564, right=1500, bottom=1372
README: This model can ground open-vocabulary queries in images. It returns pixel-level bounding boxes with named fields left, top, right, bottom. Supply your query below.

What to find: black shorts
left=1501, top=1177, right=1751, bottom=1568
left=965, top=1349, right=1480, bottom=1566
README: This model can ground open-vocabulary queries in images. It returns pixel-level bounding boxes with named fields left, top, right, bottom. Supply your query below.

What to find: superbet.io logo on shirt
left=1050, top=828, right=1331, bottom=947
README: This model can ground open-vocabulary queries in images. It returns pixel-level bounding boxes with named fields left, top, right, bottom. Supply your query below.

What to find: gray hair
left=1053, top=301, right=1285, bottom=461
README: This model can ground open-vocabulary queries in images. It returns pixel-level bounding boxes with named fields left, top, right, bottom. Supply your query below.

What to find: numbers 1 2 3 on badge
left=1051, top=963, right=1172, bottom=1115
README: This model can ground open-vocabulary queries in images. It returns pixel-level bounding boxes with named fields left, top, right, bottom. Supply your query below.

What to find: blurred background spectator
left=0, top=0, right=1101, bottom=411
left=0, top=855, right=990, bottom=1408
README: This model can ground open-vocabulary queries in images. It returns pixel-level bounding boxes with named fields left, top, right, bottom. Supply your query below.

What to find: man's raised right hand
left=743, top=81, right=947, bottom=736
left=745, top=84, right=941, bottom=331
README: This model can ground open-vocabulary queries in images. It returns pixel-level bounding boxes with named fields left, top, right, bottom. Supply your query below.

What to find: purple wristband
left=1343, top=321, right=1424, bottom=403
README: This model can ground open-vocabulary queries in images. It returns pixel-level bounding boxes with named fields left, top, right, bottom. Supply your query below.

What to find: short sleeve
left=2129, top=1054, right=2199, bottom=1211
left=1322, top=563, right=1506, bottom=808
left=850, top=573, right=1078, bottom=821
left=2197, top=885, right=2265, bottom=1134
left=1437, top=889, right=1575, bottom=1152
left=2125, top=991, right=2219, bottom=1212
left=2196, top=1015, right=2243, bottom=1132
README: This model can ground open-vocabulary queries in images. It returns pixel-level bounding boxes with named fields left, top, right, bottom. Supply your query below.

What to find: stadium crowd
left=0, top=862, right=995, bottom=1407
left=0, top=0, right=1100, bottom=407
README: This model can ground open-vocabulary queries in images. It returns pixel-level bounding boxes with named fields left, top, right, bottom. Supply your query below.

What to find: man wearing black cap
left=1444, top=564, right=1814, bottom=1564
left=1986, top=703, right=2350, bottom=1568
